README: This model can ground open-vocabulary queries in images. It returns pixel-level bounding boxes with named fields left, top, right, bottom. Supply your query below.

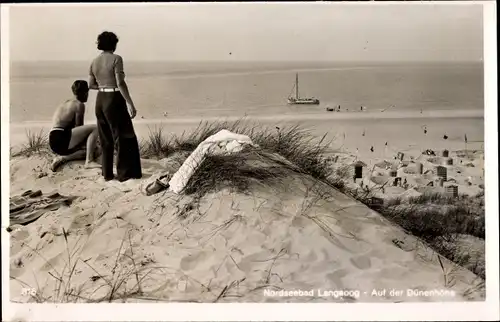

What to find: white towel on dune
left=168, top=129, right=255, bottom=194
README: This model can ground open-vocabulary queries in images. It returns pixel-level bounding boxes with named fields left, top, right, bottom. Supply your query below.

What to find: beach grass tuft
left=11, top=129, right=50, bottom=158
left=139, top=125, right=174, bottom=159
left=183, top=148, right=296, bottom=196
left=378, top=191, right=485, bottom=278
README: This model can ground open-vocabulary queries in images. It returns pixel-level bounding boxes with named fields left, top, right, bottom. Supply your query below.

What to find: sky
left=8, top=3, right=483, bottom=62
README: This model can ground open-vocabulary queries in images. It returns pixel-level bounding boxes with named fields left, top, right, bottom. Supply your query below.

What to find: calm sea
left=9, top=61, right=483, bottom=123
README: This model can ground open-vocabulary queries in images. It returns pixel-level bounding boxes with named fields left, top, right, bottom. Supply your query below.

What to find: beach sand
left=8, top=114, right=485, bottom=303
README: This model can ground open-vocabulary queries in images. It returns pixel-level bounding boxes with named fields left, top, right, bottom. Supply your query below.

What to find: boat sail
left=287, top=73, right=320, bottom=105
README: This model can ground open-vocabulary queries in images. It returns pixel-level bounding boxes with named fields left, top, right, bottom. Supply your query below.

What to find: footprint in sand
left=304, top=250, right=318, bottom=262
left=10, top=241, right=25, bottom=257
left=180, top=251, right=208, bottom=271
left=10, top=164, right=21, bottom=179
left=40, top=253, right=63, bottom=272
left=68, top=210, right=95, bottom=232
left=10, top=229, right=30, bottom=242
left=349, top=255, right=372, bottom=270
left=10, top=266, right=26, bottom=280
left=235, top=252, right=268, bottom=273
left=291, top=215, right=308, bottom=229
left=326, top=268, right=350, bottom=289
left=391, top=237, right=415, bottom=252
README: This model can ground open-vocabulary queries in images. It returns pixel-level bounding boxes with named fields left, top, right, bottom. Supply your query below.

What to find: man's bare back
left=52, top=99, right=85, bottom=130
left=48, top=80, right=100, bottom=172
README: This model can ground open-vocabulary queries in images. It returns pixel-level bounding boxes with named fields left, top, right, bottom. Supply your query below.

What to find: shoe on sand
left=144, top=173, right=172, bottom=196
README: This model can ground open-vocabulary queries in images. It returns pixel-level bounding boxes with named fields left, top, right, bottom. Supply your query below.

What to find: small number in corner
left=21, top=288, right=37, bottom=296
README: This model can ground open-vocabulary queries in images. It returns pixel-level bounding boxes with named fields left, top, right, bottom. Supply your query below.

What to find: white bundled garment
left=168, top=129, right=256, bottom=194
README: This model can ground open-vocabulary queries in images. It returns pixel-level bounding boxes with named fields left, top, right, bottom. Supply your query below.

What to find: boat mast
left=295, top=73, right=299, bottom=99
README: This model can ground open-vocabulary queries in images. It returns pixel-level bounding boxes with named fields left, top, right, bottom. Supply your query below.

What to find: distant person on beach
left=88, top=31, right=142, bottom=182
left=49, top=80, right=100, bottom=172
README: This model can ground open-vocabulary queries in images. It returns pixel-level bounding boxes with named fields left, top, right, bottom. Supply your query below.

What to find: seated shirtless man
left=49, top=80, right=101, bottom=172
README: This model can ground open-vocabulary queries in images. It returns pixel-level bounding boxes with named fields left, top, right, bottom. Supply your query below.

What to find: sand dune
left=9, top=151, right=484, bottom=303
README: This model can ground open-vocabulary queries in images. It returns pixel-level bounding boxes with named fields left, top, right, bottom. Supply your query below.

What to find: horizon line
left=10, top=59, right=484, bottom=64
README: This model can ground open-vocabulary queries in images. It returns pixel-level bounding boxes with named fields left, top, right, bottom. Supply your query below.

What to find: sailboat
left=287, top=73, right=320, bottom=105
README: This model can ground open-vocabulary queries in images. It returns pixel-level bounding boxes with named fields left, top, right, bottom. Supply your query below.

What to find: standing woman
left=88, top=31, right=142, bottom=182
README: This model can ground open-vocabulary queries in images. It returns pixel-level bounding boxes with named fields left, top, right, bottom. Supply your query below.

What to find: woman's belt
left=99, top=88, right=120, bottom=92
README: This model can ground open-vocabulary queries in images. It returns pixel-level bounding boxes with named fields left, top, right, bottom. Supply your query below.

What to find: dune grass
left=139, top=125, right=173, bottom=159
left=379, top=191, right=485, bottom=279
left=11, top=129, right=50, bottom=158
left=183, top=148, right=295, bottom=196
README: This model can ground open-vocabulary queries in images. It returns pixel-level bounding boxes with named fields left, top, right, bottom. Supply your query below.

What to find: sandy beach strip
left=9, top=109, right=483, bottom=147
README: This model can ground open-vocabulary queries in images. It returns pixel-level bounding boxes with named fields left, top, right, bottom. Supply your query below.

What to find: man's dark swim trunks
left=49, top=128, right=85, bottom=156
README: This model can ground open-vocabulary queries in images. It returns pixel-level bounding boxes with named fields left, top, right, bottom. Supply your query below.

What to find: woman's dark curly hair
left=97, top=31, right=119, bottom=51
